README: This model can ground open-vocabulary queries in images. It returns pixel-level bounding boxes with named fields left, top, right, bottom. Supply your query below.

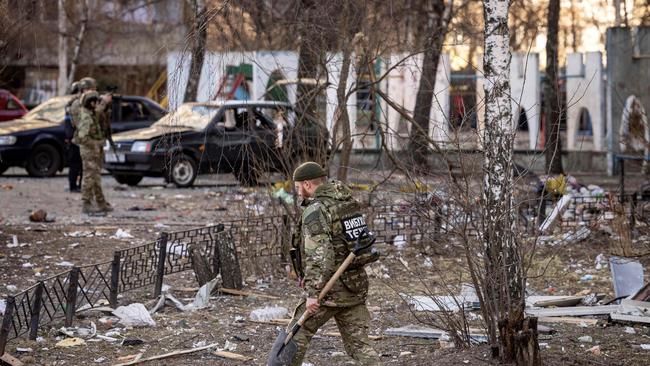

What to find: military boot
left=98, top=201, right=114, bottom=212
left=82, top=202, right=104, bottom=215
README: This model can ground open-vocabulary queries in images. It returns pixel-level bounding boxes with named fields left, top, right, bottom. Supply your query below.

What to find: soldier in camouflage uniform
left=284, top=162, right=381, bottom=366
left=73, top=91, right=110, bottom=215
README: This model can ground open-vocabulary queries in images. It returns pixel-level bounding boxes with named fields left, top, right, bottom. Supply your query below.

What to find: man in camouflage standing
left=280, top=162, right=381, bottom=365
left=72, top=91, right=112, bottom=214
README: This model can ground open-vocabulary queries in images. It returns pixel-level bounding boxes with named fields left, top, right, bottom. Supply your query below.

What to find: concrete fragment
left=578, top=336, right=593, bottom=343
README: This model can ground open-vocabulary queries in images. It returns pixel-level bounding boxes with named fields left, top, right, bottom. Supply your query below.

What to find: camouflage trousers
left=79, top=142, right=106, bottom=205
left=286, top=300, right=381, bottom=366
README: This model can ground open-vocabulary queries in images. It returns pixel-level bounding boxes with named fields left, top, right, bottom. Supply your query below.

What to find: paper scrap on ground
left=114, top=303, right=156, bottom=327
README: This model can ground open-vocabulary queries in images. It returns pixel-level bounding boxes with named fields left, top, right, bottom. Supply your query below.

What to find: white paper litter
left=249, top=306, right=289, bottom=322
left=113, top=303, right=156, bottom=327
left=56, top=261, right=75, bottom=267
left=111, top=229, right=134, bottom=239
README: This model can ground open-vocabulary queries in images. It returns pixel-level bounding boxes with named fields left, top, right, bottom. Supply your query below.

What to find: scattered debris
left=55, top=337, right=86, bottom=348
left=0, top=299, right=5, bottom=315
left=403, top=293, right=480, bottom=312
left=15, top=348, right=32, bottom=353
left=526, top=305, right=620, bottom=317
left=113, top=303, right=156, bottom=327
left=385, top=325, right=445, bottom=339
left=8, top=235, right=19, bottom=248
left=121, top=338, right=145, bottom=346
left=29, top=209, right=50, bottom=222
left=113, top=343, right=217, bottom=366
left=578, top=335, right=593, bottom=343
left=56, top=261, right=75, bottom=267
left=249, top=306, right=288, bottom=322
left=0, top=353, right=23, bottom=366
left=539, top=194, right=573, bottom=232
left=392, top=235, right=407, bottom=250
left=1, top=184, right=13, bottom=190
left=586, top=345, right=601, bottom=355
left=111, top=228, right=134, bottom=239
left=6, top=284, right=17, bottom=292
left=580, top=274, right=594, bottom=282
left=213, top=351, right=253, bottom=362
left=384, top=324, right=487, bottom=343
left=218, top=287, right=280, bottom=299
left=93, top=356, right=107, bottom=363
left=610, top=256, right=644, bottom=299
left=533, top=296, right=583, bottom=308
left=624, top=326, right=636, bottom=334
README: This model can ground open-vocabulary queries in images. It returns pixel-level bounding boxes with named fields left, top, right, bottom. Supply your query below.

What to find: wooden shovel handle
left=284, top=252, right=357, bottom=346
left=318, top=252, right=356, bottom=301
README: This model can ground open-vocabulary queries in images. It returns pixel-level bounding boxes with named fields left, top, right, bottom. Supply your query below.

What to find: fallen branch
left=218, top=288, right=280, bottom=299
left=112, top=343, right=218, bottom=366
left=213, top=351, right=253, bottom=362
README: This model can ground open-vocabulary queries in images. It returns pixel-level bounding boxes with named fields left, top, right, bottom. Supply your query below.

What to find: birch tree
left=57, top=0, right=68, bottom=96
left=481, top=0, right=539, bottom=364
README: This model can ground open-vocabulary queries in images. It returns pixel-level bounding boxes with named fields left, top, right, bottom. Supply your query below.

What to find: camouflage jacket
left=73, top=107, right=104, bottom=145
left=301, top=180, right=371, bottom=307
left=68, top=97, right=81, bottom=128
left=69, top=96, right=110, bottom=133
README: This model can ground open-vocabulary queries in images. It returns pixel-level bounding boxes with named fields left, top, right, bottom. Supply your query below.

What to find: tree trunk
left=335, top=46, right=353, bottom=182
left=57, top=0, right=67, bottom=96
left=189, top=244, right=215, bottom=287
left=334, top=2, right=364, bottom=182
left=66, top=0, right=90, bottom=92
left=482, top=0, right=538, bottom=364
left=184, top=0, right=208, bottom=103
left=408, top=1, right=452, bottom=169
left=296, top=0, right=328, bottom=165
left=544, top=0, right=564, bottom=174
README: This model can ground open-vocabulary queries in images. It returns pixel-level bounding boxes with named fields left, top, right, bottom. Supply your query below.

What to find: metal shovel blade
left=267, top=329, right=299, bottom=366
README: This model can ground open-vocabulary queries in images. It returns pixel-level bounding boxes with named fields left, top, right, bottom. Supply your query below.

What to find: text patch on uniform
left=341, top=214, right=367, bottom=241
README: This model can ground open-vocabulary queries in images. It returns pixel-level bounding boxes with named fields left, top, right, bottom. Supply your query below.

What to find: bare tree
left=409, top=0, right=453, bottom=169
left=184, top=0, right=208, bottom=103
left=57, top=0, right=68, bottom=95
left=332, top=2, right=365, bottom=182
left=66, top=0, right=91, bottom=92
left=481, top=0, right=539, bottom=364
left=544, top=0, right=564, bottom=174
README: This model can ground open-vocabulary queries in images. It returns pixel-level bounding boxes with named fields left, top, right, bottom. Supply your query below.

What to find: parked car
left=0, top=89, right=28, bottom=122
left=104, top=100, right=328, bottom=187
left=0, top=94, right=166, bottom=177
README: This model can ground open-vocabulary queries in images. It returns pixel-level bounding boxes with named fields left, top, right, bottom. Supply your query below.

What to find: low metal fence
left=1, top=194, right=646, bottom=355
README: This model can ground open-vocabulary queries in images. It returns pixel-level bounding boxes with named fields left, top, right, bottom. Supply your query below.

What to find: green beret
left=293, top=162, right=327, bottom=182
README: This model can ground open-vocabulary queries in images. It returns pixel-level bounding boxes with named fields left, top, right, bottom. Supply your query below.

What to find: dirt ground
left=1, top=168, right=650, bottom=365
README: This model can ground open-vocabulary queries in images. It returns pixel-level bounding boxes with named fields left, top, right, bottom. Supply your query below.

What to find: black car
left=104, top=100, right=328, bottom=187
left=0, top=95, right=166, bottom=177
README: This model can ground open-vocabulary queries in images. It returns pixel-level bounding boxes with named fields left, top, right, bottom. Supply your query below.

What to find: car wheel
left=114, top=174, right=143, bottom=186
left=234, top=159, right=260, bottom=187
left=26, top=143, right=61, bottom=177
left=168, top=154, right=197, bottom=188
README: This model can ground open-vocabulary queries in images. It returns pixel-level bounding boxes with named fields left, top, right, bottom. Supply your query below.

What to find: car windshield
left=152, top=103, right=220, bottom=130
left=23, top=96, right=74, bottom=123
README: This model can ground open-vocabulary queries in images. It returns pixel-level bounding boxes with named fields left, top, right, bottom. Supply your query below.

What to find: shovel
left=267, top=228, right=375, bottom=366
